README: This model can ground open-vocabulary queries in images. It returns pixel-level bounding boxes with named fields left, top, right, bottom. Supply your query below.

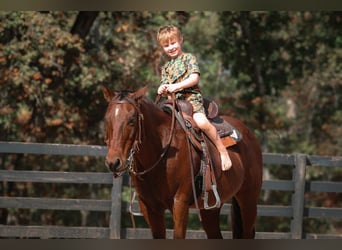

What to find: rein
left=127, top=93, right=176, bottom=177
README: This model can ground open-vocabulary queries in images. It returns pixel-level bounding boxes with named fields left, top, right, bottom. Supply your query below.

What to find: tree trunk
left=71, top=11, right=99, bottom=39
left=240, top=12, right=268, bottom=151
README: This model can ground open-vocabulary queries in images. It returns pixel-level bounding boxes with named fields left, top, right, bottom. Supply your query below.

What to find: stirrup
left=203, top=184, right=221, bottom=210
left=129, top=191, right=143, bottom=216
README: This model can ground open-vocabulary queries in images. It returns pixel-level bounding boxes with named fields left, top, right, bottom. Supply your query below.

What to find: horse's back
left=223, top=116, right=262, bottom=154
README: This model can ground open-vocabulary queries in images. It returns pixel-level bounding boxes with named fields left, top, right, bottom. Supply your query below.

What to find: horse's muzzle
left=105, top=158, right=121, bottom=173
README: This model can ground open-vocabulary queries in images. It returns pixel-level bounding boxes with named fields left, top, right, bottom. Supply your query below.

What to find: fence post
left=109, top=177, right=123, bottom=239
left=291, top=154, right=307, bottom=239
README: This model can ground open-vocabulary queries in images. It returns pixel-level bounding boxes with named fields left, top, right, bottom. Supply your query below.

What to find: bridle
left=110, top=93, right=176, bottom=177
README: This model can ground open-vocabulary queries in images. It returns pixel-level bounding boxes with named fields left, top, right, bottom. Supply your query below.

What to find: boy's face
left=160, top=37, right=183, bottom=59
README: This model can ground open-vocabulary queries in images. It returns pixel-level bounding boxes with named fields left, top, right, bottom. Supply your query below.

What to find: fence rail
left=0, top=141, right=341, bottom=239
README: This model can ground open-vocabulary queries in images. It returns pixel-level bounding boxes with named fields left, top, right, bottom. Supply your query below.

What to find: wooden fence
left=0, top=141, right=341, bottom=239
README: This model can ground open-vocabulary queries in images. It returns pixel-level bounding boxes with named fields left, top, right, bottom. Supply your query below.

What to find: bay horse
left=102, top=85, right=263, bottom=239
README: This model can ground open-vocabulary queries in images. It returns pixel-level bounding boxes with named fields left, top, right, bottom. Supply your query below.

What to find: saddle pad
left=210, top=116, right=242, bottom=141
left=221, top=136, right=237, bottom=148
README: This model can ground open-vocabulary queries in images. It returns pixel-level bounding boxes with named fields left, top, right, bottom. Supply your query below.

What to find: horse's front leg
left=138, top=199, right=166, bottom=239
left=172, top=198, right=190, bottom=239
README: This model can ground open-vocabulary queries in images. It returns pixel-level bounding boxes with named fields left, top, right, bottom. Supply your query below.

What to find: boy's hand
left=166, top=84, right=181, bottom=93
left=157, top=84, right=168, bottom=95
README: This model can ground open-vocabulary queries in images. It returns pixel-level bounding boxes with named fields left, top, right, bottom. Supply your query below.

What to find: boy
left=156, top=25, right=232, bottom=171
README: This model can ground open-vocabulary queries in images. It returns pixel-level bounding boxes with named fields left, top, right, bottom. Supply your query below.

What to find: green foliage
left=216, top=11, right=341, bottom=156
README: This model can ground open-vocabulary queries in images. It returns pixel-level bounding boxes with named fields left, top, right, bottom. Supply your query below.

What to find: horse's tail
left=231, top=197, right=243, bottom=238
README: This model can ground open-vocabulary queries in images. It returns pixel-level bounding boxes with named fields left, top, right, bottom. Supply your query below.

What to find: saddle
left=160, top=98, right=242, bottom=209
left=161, top=98, right=242, bottom=148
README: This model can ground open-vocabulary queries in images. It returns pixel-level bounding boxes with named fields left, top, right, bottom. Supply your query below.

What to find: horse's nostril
left=105, top=158, right=121, bottom=172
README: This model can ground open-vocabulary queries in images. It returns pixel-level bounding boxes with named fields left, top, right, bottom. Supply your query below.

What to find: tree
left=217, top=11, right=341, bottom=155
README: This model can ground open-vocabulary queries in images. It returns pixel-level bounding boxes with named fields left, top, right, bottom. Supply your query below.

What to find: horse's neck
left=137, top=100, right=171, bottom=157
left=140, top=100, right=170, bottom=134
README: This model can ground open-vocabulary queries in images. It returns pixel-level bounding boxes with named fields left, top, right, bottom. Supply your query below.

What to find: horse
left=102, top=85, right=263, bottom=239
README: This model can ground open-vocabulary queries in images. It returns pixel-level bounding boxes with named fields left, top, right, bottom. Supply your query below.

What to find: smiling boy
left=156, top=25, right=232, bottom=171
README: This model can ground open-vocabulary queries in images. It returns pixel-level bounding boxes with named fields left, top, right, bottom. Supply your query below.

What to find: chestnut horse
left=102, top=86, right=263, bottom=239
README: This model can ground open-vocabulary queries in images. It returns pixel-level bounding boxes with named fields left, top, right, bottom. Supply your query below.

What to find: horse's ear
left=102, top=86, right=115, bottom=102
left=131, top=86, right=148, bottom=100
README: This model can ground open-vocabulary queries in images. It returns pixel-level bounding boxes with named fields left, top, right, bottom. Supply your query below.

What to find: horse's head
left=102, top=85, right=148, bottom=177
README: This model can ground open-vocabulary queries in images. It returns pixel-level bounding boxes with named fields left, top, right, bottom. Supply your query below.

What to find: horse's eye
left=128, top=116, right=136, bottom=126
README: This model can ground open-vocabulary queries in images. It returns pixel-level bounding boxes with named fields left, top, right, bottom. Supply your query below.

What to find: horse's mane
left=116, top=90, right=132, bottom=100
left=109, top=90, right=158, bottom=113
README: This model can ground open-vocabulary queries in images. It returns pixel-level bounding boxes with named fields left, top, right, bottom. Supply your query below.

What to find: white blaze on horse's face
left=114, top=106, right=120, bottom=118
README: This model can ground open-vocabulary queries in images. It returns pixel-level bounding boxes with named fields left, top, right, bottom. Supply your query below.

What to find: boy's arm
left=166, top=73, right=199, bottom=93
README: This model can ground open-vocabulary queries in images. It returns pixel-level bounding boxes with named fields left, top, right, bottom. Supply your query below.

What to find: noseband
left=109, top=94, right=176, bottom=177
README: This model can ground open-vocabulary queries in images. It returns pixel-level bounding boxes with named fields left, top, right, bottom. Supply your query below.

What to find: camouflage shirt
left=160, top=53, right=204, bottom=113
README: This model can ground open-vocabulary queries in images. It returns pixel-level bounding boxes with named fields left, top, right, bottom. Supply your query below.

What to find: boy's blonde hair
left=157, top=25, right=183, bottom=46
